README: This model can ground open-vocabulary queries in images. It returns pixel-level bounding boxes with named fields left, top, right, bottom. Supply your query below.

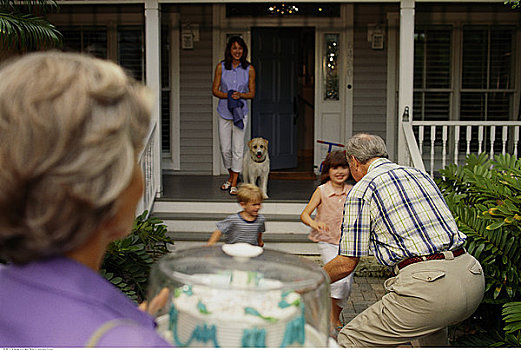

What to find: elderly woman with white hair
left=0, top=52, right=170, bottom=346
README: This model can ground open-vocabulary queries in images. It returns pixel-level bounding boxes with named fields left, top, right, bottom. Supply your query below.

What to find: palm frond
left=0, top=11, right=61, bottom=50
left=0, top=0, right=59, bottom=15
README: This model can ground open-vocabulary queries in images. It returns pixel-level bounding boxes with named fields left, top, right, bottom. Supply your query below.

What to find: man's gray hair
left=345, top=133, right=389, bottom=164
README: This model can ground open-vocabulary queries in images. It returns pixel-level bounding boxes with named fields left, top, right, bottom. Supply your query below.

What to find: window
left=161, top=25, right=171, bottom=153
left=413, top=27, right=452, bottom=121
left=461, top=26, right=515, bottom=121
left=60, top=26, right=107, bottom=59
left=118, top=26, right=144, bottom=82
left=413, top=25, right=517, bottom=122
left=324, top=34, right=339, bottom=101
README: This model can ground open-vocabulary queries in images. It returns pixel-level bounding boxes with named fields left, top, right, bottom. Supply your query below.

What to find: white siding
left=176, top=5, right=214, bottom=173
left=352, top=4, right=397, bottom=142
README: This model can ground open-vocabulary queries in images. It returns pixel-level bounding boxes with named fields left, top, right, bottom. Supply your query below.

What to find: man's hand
left=324, top=255, right=359, bottom=283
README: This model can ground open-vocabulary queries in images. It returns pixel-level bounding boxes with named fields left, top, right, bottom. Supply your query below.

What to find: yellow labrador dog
left=242, top=137, right=270, bottom=198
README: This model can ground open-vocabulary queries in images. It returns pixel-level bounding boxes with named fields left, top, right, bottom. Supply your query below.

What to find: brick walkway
left=340, top=275, right=387, bottom=324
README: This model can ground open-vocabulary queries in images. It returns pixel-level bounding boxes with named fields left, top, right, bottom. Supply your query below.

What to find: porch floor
left=160, top=174, right=321, bottom=202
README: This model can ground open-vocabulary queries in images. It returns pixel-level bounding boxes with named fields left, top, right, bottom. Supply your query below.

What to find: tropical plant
left=437, top=153, right=521, bottom=346
left=0, top=0, right=62, bottom=52
left=504, top=0, right=520, bottom=9
left=100, top=210, right=174, bottom=303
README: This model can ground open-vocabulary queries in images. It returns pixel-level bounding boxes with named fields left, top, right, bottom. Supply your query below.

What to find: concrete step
left=161, top=218, right=308, bottom=234
left=152, top=199, right=315, bottom=256
left=153, top=199, right=307, bottom=216
left=171, top=241, right=319, bottom=256
left=169, top=231, right=310, bottom=242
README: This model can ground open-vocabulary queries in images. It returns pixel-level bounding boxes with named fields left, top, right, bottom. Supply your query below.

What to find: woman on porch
left=212, top=36, right=256, bottom=195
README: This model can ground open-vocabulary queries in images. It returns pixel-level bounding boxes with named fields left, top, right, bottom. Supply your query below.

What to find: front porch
left=151, top=174, right=322, bottom=256
left=159, top=174, right=319, bottom=202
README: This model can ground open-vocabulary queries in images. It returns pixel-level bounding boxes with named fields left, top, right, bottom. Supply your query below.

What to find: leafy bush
left=100, top=210, right=173, bottom=303
left=436, top=153, right=521, bottom=346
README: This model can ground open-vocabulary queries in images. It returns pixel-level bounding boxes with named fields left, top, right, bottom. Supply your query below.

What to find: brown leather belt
left=397, top=247, right=466, bottom=270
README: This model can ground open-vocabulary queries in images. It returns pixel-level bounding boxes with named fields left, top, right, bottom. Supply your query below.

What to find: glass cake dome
left=147, top=243, right=332, bottom=347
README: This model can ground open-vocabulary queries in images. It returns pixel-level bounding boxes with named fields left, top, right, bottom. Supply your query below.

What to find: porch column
left=145, top=0, right=162, bottom=198
left=397, top=0, right=415, bottom=165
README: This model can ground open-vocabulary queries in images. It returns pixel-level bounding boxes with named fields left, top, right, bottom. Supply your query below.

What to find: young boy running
left=207, top=183, right=265, bottom=246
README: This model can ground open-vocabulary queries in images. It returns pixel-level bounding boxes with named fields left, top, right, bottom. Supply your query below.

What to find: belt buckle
left=442, top=251, right=454, bottom=260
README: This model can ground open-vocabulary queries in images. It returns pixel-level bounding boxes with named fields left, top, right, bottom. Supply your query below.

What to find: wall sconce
left=367, top=24, right=385, bottom=50
left=181, top=20, right=199, bottom=50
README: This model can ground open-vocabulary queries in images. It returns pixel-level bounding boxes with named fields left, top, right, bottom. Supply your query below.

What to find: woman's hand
left=138, top=287, right=169, bottom=316
left=231, top=91, right=241, bottom=100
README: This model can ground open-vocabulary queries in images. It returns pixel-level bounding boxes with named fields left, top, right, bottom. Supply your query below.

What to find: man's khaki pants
left=337, top=253, right=485, bottom=347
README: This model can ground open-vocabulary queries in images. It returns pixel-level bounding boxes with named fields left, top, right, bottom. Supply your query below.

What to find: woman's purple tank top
left=217, top=61, right=250, bottom=120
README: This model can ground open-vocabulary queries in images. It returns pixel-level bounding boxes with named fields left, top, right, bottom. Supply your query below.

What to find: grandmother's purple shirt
left=0, top=256, right=170, bottom=347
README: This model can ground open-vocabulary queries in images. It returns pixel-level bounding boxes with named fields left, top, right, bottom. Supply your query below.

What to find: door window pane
left=323, top=34, right=339, bottom=101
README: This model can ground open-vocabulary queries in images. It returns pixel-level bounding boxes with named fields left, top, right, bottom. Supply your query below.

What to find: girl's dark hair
left=320, top=150, right=349, bottom=184
left=223, top=36, right=250, bottom=70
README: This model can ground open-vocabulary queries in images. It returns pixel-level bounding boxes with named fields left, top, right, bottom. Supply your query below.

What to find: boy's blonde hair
left=237, top=183, right=263, bottom=203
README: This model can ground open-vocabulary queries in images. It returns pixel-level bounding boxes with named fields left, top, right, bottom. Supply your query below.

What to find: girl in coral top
left=300, top=150, right=354, bottom=334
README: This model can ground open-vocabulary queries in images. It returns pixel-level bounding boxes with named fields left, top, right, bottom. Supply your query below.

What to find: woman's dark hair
left=223, top=36, right=250, bottom=70
left=320, top=150, right=349, bottom=184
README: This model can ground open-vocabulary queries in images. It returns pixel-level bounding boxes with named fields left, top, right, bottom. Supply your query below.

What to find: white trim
left=144, top=0, right=162, bottom=196
left=386, top=12, right=399, bottom=161
left=344, top=4, right=354, bottom=146
left=211, top=5, right=222, bottom=175
left=170, top=13, right=181, bottom=170
left=397, top=0, right=415, bottom=166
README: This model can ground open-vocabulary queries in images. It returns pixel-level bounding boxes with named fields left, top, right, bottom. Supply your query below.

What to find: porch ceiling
left=57, top=0, right=505, bottom=4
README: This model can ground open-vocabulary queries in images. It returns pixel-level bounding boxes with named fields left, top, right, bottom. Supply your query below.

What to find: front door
left=251, top=27, right=299, bottom=170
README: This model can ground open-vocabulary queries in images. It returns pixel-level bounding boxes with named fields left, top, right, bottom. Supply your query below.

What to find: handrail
left=406, top=120, right=521, bottom=177
left=402, top=121, right=426, bottom=172
left=411, top=120, right=521, bottom=126
left=137, top=122, right=158, bottom=216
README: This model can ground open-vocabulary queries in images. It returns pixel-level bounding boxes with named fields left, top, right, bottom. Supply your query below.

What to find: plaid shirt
left=339, top=158, right=466, bottom=267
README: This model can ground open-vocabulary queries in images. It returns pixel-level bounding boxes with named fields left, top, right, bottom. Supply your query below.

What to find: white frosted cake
left=163, top=271, right=306, bottom=347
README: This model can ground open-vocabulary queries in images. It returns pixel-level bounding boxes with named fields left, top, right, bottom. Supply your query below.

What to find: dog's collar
left=253, top=157, right=265, bottom=163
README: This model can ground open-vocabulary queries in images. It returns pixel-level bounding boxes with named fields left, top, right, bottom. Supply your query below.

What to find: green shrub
left=100, top=210, right=174, bottom=303
left=437, top=153, right=521, bottom=346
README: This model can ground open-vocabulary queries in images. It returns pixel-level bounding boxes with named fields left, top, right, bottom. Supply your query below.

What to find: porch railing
left=137, top=123, right=159, bottom=215
left=403, top=120, right=521, bottom=176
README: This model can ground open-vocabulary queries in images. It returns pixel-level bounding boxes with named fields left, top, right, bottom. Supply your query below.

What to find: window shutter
left=413, top=27, right=451, bottom=121
left=117, top=27, right=144, bottom=82
left=461, top=26, right=515, bottom=122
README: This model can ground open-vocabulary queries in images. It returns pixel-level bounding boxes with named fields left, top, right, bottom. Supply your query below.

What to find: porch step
left=151, top=199, right=318, bottom=256
left=156, top=212, right=309, bottom=234
left=152, top=200, right=308, bottom=216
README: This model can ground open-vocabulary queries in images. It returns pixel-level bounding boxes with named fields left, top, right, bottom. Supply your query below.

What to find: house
left=47, top=0, right=520, bottom=220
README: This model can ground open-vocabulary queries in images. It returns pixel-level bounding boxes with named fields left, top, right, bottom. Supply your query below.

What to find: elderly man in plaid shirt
left=324, top=133, right=485, bottom=347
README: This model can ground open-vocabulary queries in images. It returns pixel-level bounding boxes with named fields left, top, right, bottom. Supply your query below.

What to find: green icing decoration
left=174, top=288, right=181, bottom=298
left=247, top=271, right=258, bottom=285
left=244, top=307, right=278, bottom=323
left=197, top=300, right=211, bottom=314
